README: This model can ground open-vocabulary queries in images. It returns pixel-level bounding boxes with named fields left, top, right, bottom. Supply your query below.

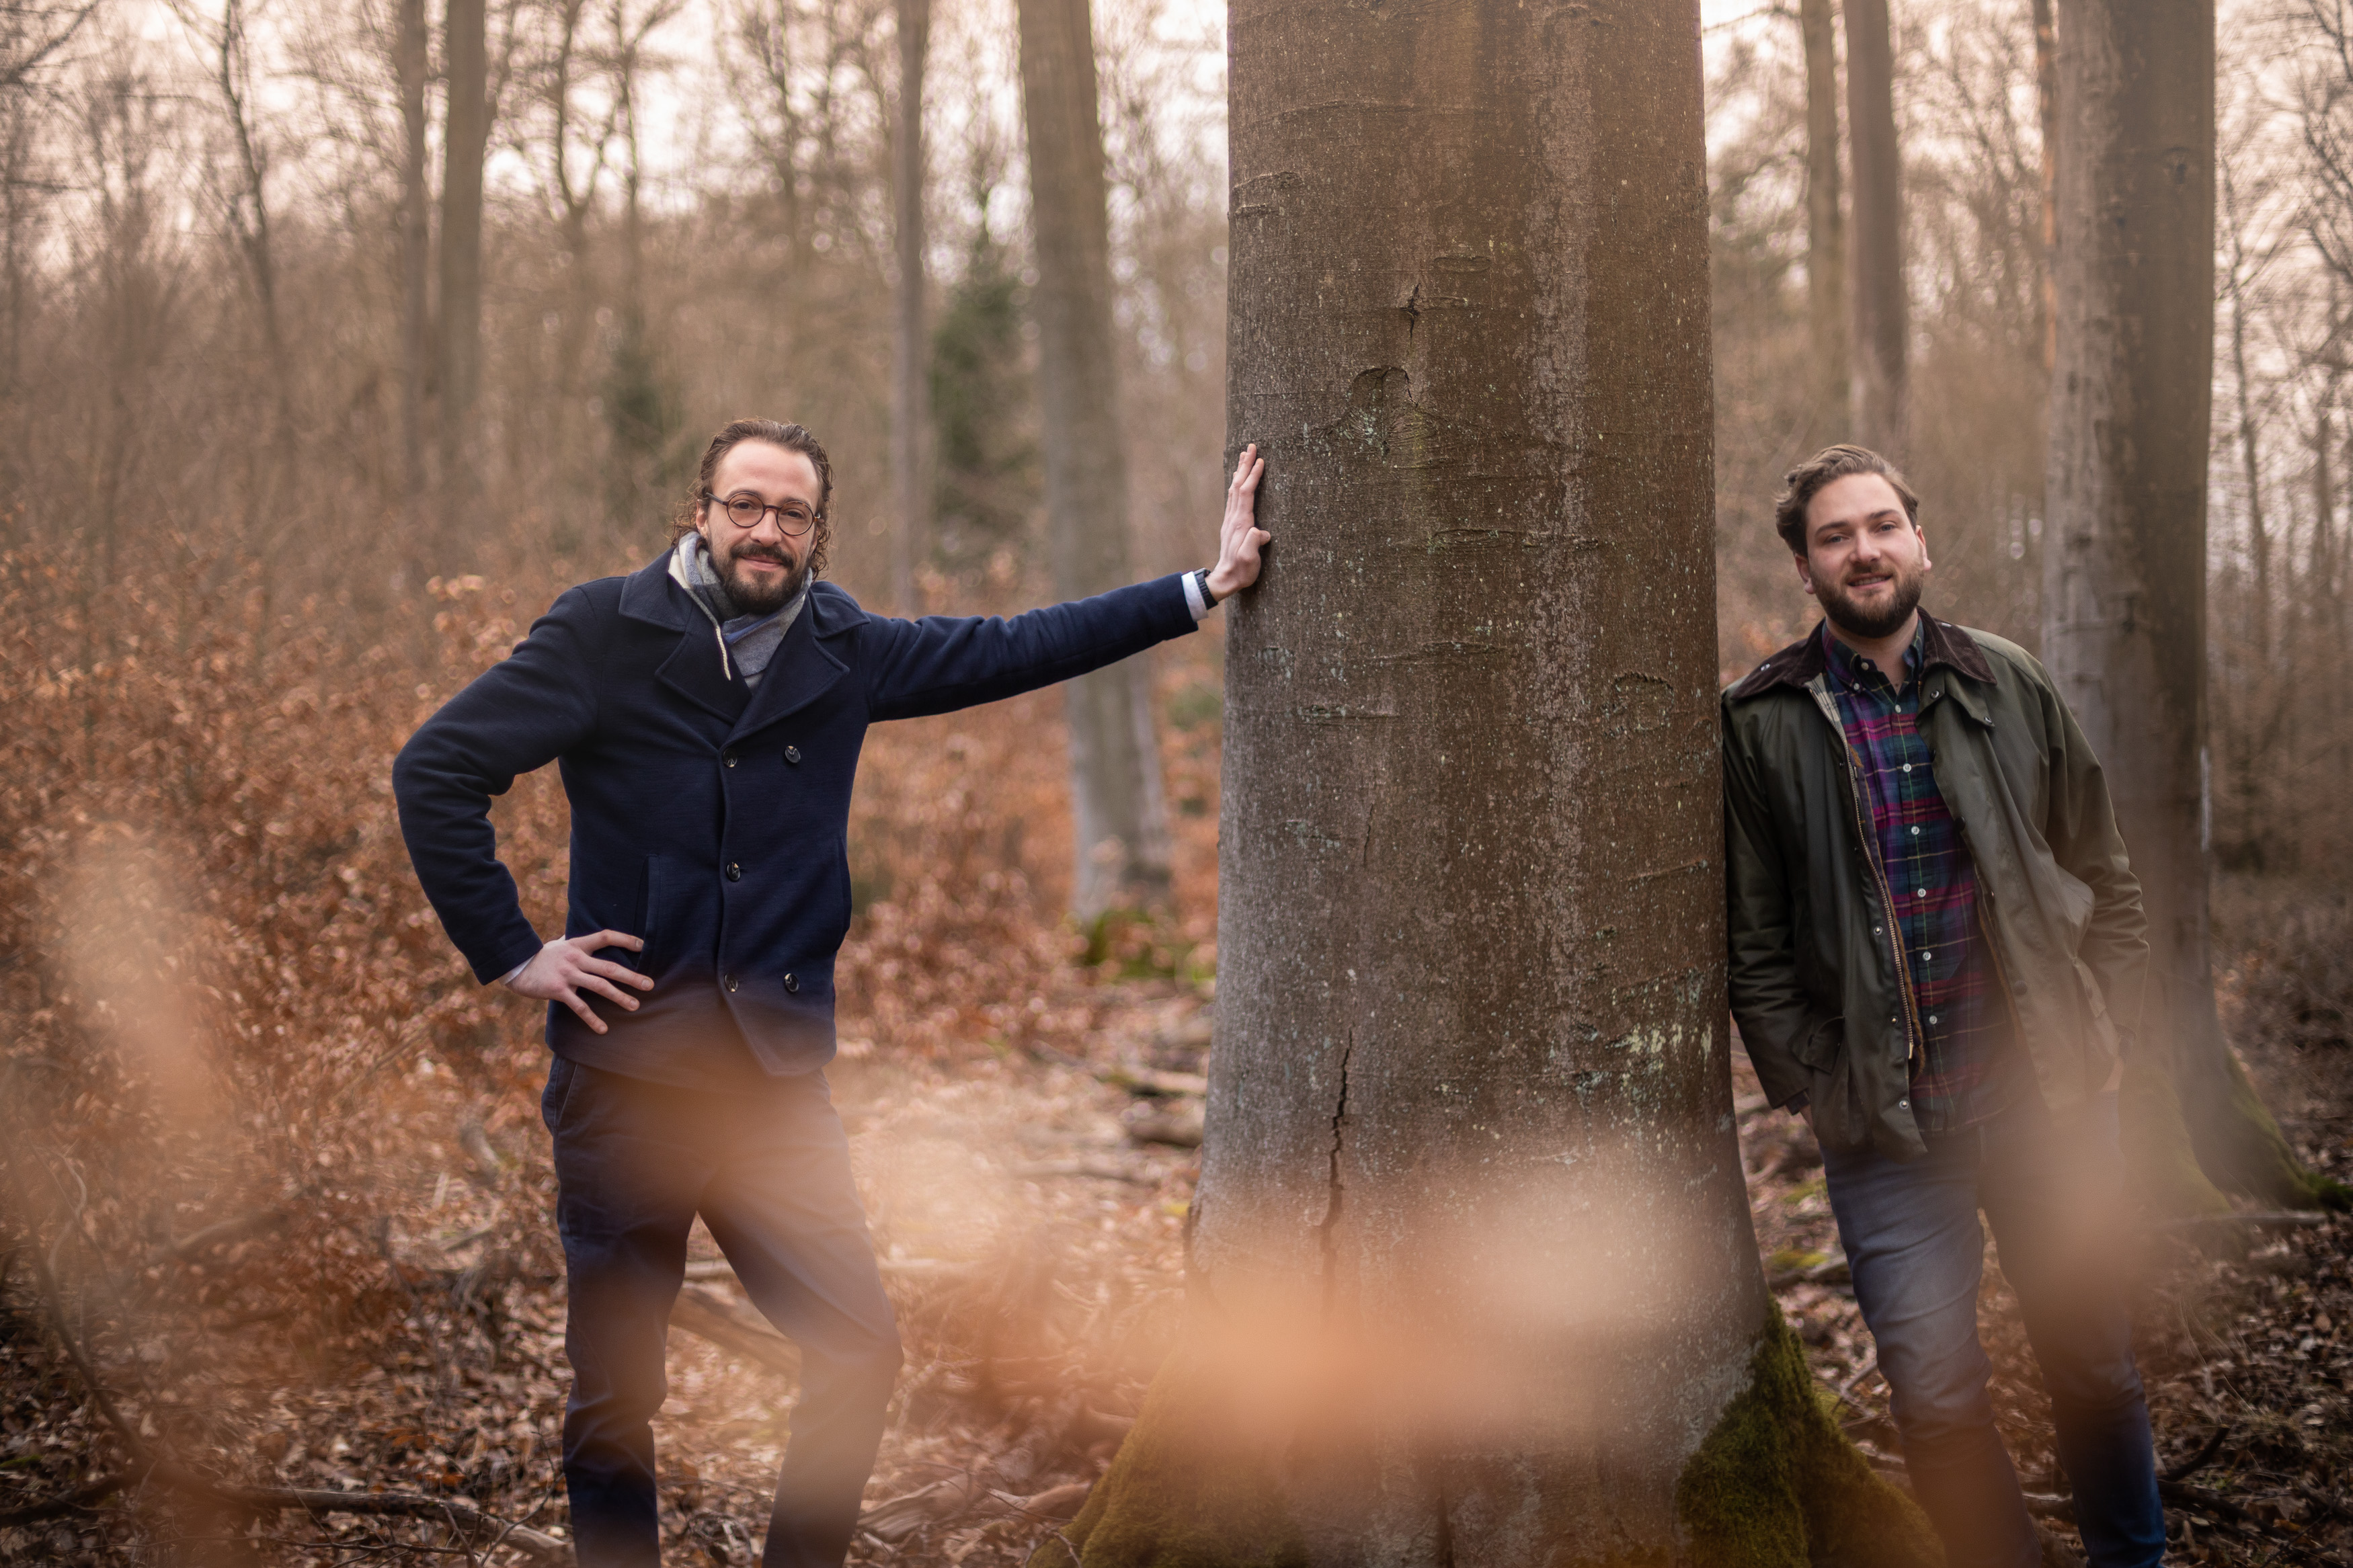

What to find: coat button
left=726, top=862, right=742, bottom=882
left=785, top=745, right=802, bottom=764
left=783, top=973, right=799, bottom=994
left=724, top=973, right=738, bottom=993
left=723, top=748, right=738, bottom=767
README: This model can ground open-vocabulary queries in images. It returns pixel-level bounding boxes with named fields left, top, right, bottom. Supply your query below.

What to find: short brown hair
left=1772, top=444, right=1919, bottom=554
left=671, top=418, right=834, bottom=579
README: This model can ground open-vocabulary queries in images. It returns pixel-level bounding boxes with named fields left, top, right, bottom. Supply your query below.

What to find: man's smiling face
left=696, top=440, right=823, bottom=615
left=1796, top=472, right=1932, bottom=639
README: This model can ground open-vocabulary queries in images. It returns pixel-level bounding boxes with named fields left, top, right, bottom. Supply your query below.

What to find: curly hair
left=1772, top=444, right=1919, bottom=554
left=670, top=418, right=834, bottom=580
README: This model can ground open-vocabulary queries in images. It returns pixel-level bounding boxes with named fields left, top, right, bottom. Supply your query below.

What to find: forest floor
left=4, top=982, right=2350, bottom=1566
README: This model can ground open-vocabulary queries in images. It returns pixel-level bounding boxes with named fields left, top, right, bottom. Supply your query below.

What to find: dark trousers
left=1821, top=1094, right=2165, bottom=1568
left=541, top=1058, right=902, bottom=1568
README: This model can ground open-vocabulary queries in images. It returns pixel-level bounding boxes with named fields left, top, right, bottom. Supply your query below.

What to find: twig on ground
left=0, top=1463, right=153, bottom=1526
left=2164, top=1426, right=2233, bottom=1483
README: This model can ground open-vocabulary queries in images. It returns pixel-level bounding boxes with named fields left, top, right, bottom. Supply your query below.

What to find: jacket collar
left=619, top=548, right=688, bottom=629
left=616, top=548, right=863, bottom=737
left=1726, top=610, right=1995, bottom=702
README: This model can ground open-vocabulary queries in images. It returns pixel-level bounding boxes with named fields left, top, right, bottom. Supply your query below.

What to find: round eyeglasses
left=704, top=491, right=820, bottom=537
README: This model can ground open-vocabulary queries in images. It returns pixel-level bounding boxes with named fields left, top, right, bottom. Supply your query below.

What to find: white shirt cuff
left=499, top=958, right=531, bottom=987
left=1183, top=569, right=1213, bottom=621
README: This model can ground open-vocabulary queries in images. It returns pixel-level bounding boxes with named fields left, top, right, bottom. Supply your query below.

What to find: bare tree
left=397, top=0, right=429, bottom=528
left=1054, top=2, right=1936, bottom=1559
left=889, top=0, right=926, bottom=612
left=2046, top=0, right=2340, bottom=1210
left=1800, top=0, right=1848, bottom=444
left=2034, top=0, right=2057, bottom=372
left=1844, top=0, right=1905, bottom=454
left=1016, top=0, right=1168, bottom=917
left=0, top=0, right=100, bottom=93
left=439, top=0, right=489, bottom=526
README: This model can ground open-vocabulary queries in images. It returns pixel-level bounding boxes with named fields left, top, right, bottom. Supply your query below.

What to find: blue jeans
left=543, top=1058, right=902, bottom=1568
left=1821, top=1096, right=2165, bottom=1568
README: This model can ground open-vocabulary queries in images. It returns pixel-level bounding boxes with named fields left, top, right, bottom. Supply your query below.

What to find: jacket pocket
left=1791, top=1014, right=1845, bottom=1071
left=632, top=856, right=670, bottom=974
left=1806, top=1048, right=1875, bottom=1155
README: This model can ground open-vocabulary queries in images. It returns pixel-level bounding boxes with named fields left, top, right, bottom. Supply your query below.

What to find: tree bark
left=1844, top=0, right=1905, bottom=456
left=1801, top=0, right=1849, bottom=445
left=1056, top=3, right=1938, bottom=1561
left=1016, top=0, right=1171, bottom=917
left=438, top=0, right=490, bottom=544
left=891, top=0, right=931, bottom=614
left=397, top=0, right=431, bottom=536
left=2044, top=0, right=2341, bottom=1211
left=2035, top=0, right=2059, bottom=375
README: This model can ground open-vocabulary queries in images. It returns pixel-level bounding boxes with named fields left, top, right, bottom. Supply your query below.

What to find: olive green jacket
left=1720, top=614, right=2147, bottom=1159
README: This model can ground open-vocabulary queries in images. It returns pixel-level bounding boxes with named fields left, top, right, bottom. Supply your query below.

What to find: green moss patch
left=1029, top=1361, right=1308, bottom=1568
left=1674, top=1308, right=1942, bottom=1568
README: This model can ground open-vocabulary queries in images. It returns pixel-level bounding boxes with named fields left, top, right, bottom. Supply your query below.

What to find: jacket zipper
left=1809, top=683, right=1925, bottom=1068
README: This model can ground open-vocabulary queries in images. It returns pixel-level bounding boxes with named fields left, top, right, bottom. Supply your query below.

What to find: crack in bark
left=1317, top=1034, right=1353, bottom=1314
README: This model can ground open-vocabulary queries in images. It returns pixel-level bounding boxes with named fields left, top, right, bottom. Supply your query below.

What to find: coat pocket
left=1801, top=1030, right=1874, bottom=1155
left=631, top=855, right=670, bottom=975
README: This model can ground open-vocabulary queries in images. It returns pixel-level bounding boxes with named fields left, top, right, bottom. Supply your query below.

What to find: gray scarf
left=670, top=534, right=809, bottom=689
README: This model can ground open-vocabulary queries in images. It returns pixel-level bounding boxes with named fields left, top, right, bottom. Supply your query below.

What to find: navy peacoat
left=393, top=549, right=1199, bottom=1085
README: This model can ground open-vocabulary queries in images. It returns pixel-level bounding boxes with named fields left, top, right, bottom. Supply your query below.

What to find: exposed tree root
left=2187, top=1050, right=2352, bottom=1212
left=1032, top=1307, right=1939, bottom=1568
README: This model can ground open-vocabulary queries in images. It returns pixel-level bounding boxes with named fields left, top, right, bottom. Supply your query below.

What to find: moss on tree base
left=2120, top=1059, right=2233, bottom=1219
left=1035, top=1310, right=1939, bottom=1568
left=1675, top=1309, right=1941, bottom=1568
left=2192, top=1050, right=2352, bottom=1212
left=1031, top=1362, right=1309, bottom=1568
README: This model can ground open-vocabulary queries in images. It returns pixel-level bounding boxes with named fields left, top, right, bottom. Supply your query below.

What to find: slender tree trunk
left=439, top=0, right=489, bottom=548
left=891, top=0, right=930, bottom=614
left=397, top=0, right=430, bottom=543
left=2230, top=268, right=2269, bottom=665
left=2035, top=0, right=2059, bottom=374
left=2046, top=0, right=2340, bottom=1210
left=1055, top=4, right=1939, bottom=1561
left=1844, top=0, right=1905, bottom=455
left=1016, top=0, right=1170, bottom=917
left=1801, top=0, right=1849, bottom=444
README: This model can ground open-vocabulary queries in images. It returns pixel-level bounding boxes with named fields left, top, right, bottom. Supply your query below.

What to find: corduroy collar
left=1726, top=610, right=1995, bottom=700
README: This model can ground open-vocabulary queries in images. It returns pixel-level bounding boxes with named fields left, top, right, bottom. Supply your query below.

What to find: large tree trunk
left=1055, top=4, right=1939, bottom=1561
left=397, top=0, right=430, bottom=539
left=1844, top=0, right=1905, bottom=456
left=438, top=0, right=489, bottom=548
left=1016, top=0, right=1171, bottom=917
left=2045, top=0, right=2340, bottom=1211
left=1801, top=0, right=1849, bottom=446
left=891, top=0, right=930, bottom=615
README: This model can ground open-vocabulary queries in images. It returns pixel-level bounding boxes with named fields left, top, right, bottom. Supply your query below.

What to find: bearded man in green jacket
left=1721, top=444, right=2165, bottom=1568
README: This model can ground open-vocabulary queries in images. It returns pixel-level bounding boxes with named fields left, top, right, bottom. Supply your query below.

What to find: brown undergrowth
left=0, top=543, right=1223, bottom=1563
left=4, top=542, right=2349, bottom=1566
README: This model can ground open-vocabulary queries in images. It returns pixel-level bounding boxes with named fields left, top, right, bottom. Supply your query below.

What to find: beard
left=1816, top=563, right=1924, bottom=640
left=715, top=543, right=808, bottom=616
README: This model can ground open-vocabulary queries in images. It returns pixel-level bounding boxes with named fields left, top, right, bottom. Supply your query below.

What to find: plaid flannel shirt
left=1821, top=620, right=2017, bottom=1134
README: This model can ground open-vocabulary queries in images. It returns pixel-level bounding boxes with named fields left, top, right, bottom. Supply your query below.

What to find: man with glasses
left=393, top=417, right=1269, bottom=1568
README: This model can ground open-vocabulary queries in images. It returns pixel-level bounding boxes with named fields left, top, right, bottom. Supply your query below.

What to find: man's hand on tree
left=1205, top=443, right=1271, bottom=601
left=506, top=930, right=653, bottom=1034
